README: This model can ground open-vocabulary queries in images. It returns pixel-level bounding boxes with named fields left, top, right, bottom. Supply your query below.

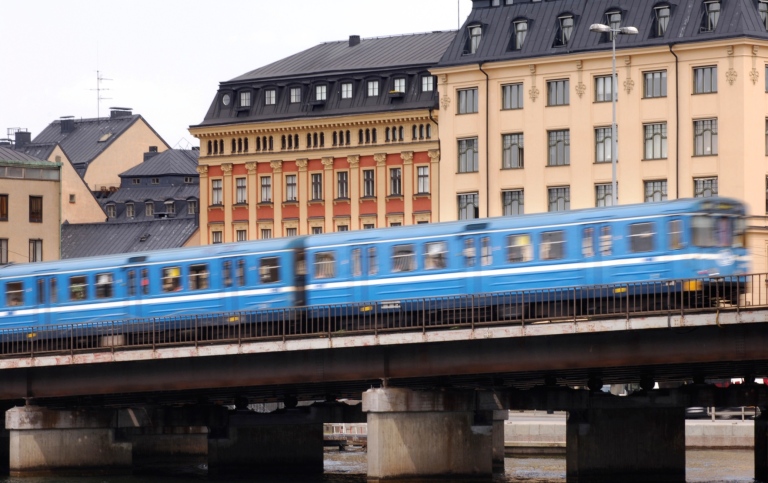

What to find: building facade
left=190, top=32, right=455, bottom=243
left=432, top=0, right=768, bottom=270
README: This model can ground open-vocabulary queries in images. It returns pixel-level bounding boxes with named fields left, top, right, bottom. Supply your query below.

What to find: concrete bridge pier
left=5, top=405, right=131, bottom=476
left=491, top=409, right=508, bottom=473
left=207, top=409, right=324, bottom=476
left=363, top=387, right=492, bottom=481
left=566, top=406, right=685, bottom=483
left=756, top=409, right=768, bottom=482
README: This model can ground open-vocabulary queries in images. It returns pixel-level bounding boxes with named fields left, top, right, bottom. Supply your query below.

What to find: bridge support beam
left=566, top=407, right=685, bottom=483
left=492, top=409, right=509, bottom=473
left=363, top=388, right=492, bottom=480
left=208, top=410, right=323, bottom=476
left=756, top=409, right=768, bottom=482
left=6, top=405, right=131, bottom=476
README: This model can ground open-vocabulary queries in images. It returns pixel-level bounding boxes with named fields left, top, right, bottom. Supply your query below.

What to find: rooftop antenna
left=91, top=70, right=112, bottom=120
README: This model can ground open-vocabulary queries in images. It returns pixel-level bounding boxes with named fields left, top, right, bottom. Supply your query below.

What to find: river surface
left=0, top=449, right=755, bottom=482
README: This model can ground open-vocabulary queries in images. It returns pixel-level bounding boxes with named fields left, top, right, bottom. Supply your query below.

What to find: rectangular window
left=236, top=260, right=246, bottom=286
left=540, top=231, right=566, bottom=260
left=237, top=229, right=247, bottom=241
left=547, top=79, right=569, bottom=106
left=644, top=180, right=668, bottom=202
left=312, top=227, right=323, bottom=234
left=29, top=196, right=42, bottom=223
left=363, top=170, right=375, bottom=197
left=261, top=229, right=272, bottom=239
left=314, top=252, right=336, bottom=279
left=0, top=194, right=7, bottom=221
left=502, top=83, right=523, bottom=110
left=694, top=119, right=718, bottom=156
left=260, top=257, right=280, bottom=283
left=285, top=175, right=297, bottom=201
left=145, top=202, right=154, bottom=217
left=502, top=133, right=524, bottom=169
left=669, top=220, right=684, bottom=250
left=655, top=6, right=670, bottom=36
left=548, top=130, right=570, bottom=166
left=594, top=75, right=614, bottom=102
left=644, top=123, right=668, bottom=159
left=236, top=177, right=247, bottom=204
left=311, top=173, right=323, bottom=200
left=392, top=245, right=416, bottom=272
left=507, top=234, right=532, bottom=263
left=363, top=224, right=375, bottom=230
left=595, top=183, right=615, bottom=207
left=417, top=166, right=429, bottom=194
left=389, top=168, right=402, bottom=196
left=513, top=20, right=527, bottom=49
left=212, top=179, right=222, bottom=205
left=316, top=85, right=327, bottom=101
left=643, top=71, right=667, bottom=98
left=106, top=204, right=116, bottom=218
left=126, top=203, right=135, bottom=218
left=393, top=78, right=405, bottom=93
left=6, top=281, right=23, bottom=306
left=595, top=127, right=614, bottom=163
left=212, top=231, right=222, bottom=244
left=457, top=88, right=479, bottom=114
left=240, top=91, right=251, bottom=107
left=260, top=176, right=272, bottom=202
left=629, top=223, right=656, bottom=253
left=337, top=172, right=349, bottom=199
left=187, top=200, right=197, bottom=215
left=600, top=226, right=612, bottom=255
left=187, top=264, right=207, bottom=290
left=424, top=241, right=447, bottom=270
left=468, top=25, right=482, bottom=54
left=95, top=273, right=114, bottom=298
left=0, top=239, right=7, bottom=264
left=703, top=1, right=720, bottom=31
left=165, top=201, right=175, bottom=214
left=554, top=16, right=573, bottom=46
left=582, top=228, right=595, bottom=258
left=290, top=87, right=301, bottom=103
left=286, top=227, right=297, bottom=237
left=265, top=89, right=276, bottom=105
left=422, top=75, right=434, bottom=92
left=151, top=177, right=159, bottom=185
left=694, top=177, right=718, bottom=198
left=367, top=80, right=379, bottom=97
left=29, top=239, right=42, bottom=262
left=458, top=137, right=479, bottom=172
left=458, top=192, right=479, bottom=220
left=68, top=275, right=87, bottom=300
left=548, top=187, right=570, bottom=212
left=502, top=190, right=524, bottom=216
left=338, top=225, right=349, bottom=232
left=341, top=83, right=353, bottom=99
left=693, top=66, right=718, bottom=93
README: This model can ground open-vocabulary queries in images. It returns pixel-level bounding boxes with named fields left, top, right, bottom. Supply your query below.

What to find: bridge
left=0, top=274, right=767, bottom=482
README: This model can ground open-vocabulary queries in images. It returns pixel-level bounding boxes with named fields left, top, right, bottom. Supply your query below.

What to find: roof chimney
left=349, top=35, right=361, bottom=47
left=110, top=107, right=133, bottom=119
left=14, top=130, right=31, bottom=150
left=143, top=146, right=159, bottom=162
left=60, top=116, right=75, bottom=134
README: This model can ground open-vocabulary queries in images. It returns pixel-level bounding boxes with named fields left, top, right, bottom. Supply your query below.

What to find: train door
left=221, top=259, right=237, bottom=312
left=583, top=224, right=612, bottom=286
left=350, top=246, right=373, bottom=302
left=293, top=248, right=307, bottom=307
left=125, top=267, right=149, bottom=319
left=35, top=276, right=56, bottom=327
left=461, top=235, right=492, bottom=295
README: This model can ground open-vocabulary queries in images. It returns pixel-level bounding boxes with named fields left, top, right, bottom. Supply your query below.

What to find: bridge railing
left=0, top=274, right=763, bottom=359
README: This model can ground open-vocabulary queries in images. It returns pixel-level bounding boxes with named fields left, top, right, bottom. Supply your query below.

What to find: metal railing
left=1, top=274, right=765, bottom=359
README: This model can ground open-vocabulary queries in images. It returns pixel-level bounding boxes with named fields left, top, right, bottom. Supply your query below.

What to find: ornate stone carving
left=322, top=157, right=334, bottom=170
left=623, top=78, right=635, bottom=94
left=727, top=45, right=734, bottom=56
left=246, top=162, right=258, bottom=174
left=196, top=165, right=209, bottom=177
left=428, top=149, right=440, bottom=163
left=575, top=82, right=586, bottom=98
left=374, top=153, right=387, bottom=166
left=401, top=151, right=414, bottom=165
left=440, top=95, right=451, bottom=111
left=529, top=85, right=540, bottom=102
left=221, top=163, right=233, bottom=175
left=347, top=155, right=360, bottom=168
left=529, top=64, right=536, bottom=75
left=726, top=68, right=738, bottom=86
left=269, top=160, right=282, bottom=173
left=440, top=74, right=447, bottom=84
left=750, top=68, right=760, bottom=85
left=576, top=60, right=582, bottom=70
left=296, top=158, right=308, bottom=171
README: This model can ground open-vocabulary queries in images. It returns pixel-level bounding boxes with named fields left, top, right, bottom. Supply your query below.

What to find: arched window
left=398, top=126, right=404, bottom=141
left=263, top=137, right=267, bottom=150
left=371, top=129, right=377, bottom=144
left=207, top=140, right=212, bottom=155
left=320, top=132, right=325, bottom=147
left=333, top=132, right=338, bottom=146
left=386, top=127, right=391, bottom=142
left=313, top=132, right=318, bottom=147
left=420, top=125, right=425, bottom=139
left=365, top=129, right=370, bottom=144
left=307, top=133, right=312, bottom=147
left=294, top=134, right=299, bottom=148
left=288, top=135, right=293, bottom=149
left=231, top=139, right=236, bottom=153
left=359, top=130, right=364, bottom=144
left=219, top=140, right=224, bottom=153
left=244, top=138, right=249, bottom=152
left=214, top=140, right=219, bottom=155
left=268, top=136, right=273, bottom=151
left=412, top=125, right=418, bottom=140
left=426, top=125, right=432, bottom=139
left=281, top=135, right=286, bottom=150
left=256, top=137, right=261, bottom=151
left=392, top=126, right=398, bottom=141
left=346, top=131, right=351, bottom=145
left=238, top=138, right=243, bottom=153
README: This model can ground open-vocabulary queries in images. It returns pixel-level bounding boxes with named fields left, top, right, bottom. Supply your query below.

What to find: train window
left=260, top=258, right=280, bottom=283
left=141, top=269, right=150, bottom=294
left=37, top=279, right=45, bottom=304
left=237, top=259, right=246, bottom=286
left=425, top=242, right=448, bottom=270
left=128, top=271, right=136, bottom=297
left=734, top=218, right=745, bottom=248
left=352, top=249, right=362, bottom=277
left=314, top=253, right=336, bottom=279
left=464, top=239, right=476, bottom=267
left=50, top=278, right=57, bottom=304
left=540, top=231, right=565, bottom=260
left=582, top=228, right=594, bottom=258
left=189, top=265, right=209, bottom=290
left=223, top=261, right=233, bottom=288
left=481, top=237, right=492, bottom=266
left=367, top=247, right=378, bottom=275
left=507, top=234, right=532, bottom=263
left=668, top=220, right=683, bottom=250
left=392, top=245, right=416, bottom=272
left=69, top=276, right=87, bottom=300
left=629, top=223, right=655, bottom=253
left=600, top=226, right=612, bottom=255
left=6, top=282, right=23, bottom=306
left=95, top=273, right=114, bottom=298
left=162, top=267, right=182, bottom=292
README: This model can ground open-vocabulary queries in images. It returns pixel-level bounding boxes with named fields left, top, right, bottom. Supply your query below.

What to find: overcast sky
left=1, top=0, right=473, bottom=151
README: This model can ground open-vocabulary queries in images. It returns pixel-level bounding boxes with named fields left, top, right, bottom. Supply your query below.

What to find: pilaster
left=221, top=163, right=233, bottom=243
left=401, top=151, right=414, bottom=225
left=296, top=159, right=308, bottom=235
left=374, top=153, right=387, bottom=228
left=322, top=157, right=334, bottom=233
left=246, top=162, right=258, bottom=240
left=348, top=155, right=360, bottom=229
left=196, top=165, right=209, bottom=244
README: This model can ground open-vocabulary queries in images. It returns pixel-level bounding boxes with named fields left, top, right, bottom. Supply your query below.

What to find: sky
left=0, top=0, right=473, bottom=151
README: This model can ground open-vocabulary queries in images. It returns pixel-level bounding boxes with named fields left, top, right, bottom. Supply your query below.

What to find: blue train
left=0, top=197, right=750, bottom=331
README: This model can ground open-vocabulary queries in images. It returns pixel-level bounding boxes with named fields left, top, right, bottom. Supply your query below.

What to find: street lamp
left=589, top=23, right=638, bottom=206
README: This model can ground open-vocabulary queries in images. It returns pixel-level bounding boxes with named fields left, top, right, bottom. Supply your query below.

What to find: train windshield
left=692, top=215, right=742, bottom=248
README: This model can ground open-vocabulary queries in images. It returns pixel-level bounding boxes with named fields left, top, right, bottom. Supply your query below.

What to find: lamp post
left=589, top=23, right=638, bottom=206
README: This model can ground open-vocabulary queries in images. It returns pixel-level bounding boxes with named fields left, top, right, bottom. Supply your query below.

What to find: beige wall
left=84, top=119, right=168, bottom=190
left=49, top=146, right=106, bottom=224
left=432, top=38, right=768, bottom=271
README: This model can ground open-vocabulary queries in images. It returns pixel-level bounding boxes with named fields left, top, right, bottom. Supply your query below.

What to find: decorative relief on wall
left=750, top=68, right=760, bottom=85
left=347, top=155, right=360, bottom=168
left=321, top=157, right=334, bottom=169
left=296, top=158, right=308, bottom=171
left=726, top=68, right=738, bottom=86
left=428, top=149, right=440, bottom=163
left=529, top=64, right=539, bottom=102
left=196, top=166, right=209, bottom=177
left=623, top=78, right=635, bottom=94
left=269, top=160, right=282, bottom=173
left=575, top=82, right=586, bottom=98
left=221, top=163, right=233, bottom=175
left=246, top=162, right=258, bottom=174
left=374, top=153, right=387, bottom=166
left=440, top=95, right=451, bottom=111
left=401, top=151, right=414, bottom=164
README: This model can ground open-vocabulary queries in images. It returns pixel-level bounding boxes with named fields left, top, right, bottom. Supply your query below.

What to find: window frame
left=458, top=137, right=479, bottom=173
left=417, top=165, right=430, bottom=194
left=290, top=87, right=301, bottom=103
left=644, top=123, right=668, bottom=160
left=311, top=173, right=323, bottom=201
left=341, top=82, right=353, bottom=99
left=594, top=127, right=614, bottom=164
left=547, top=130, right=570, bottom=166
left=502, top=190, right=524, bottom=216
left=458, top=192, right=479, bottom=220
left=367, top=80, right=379, bottom=97
left=457, top=88, right=479, bottom=114
left=265, top=89, right=276, bottom=105
left=547, top=79, right=570, bottom=106
left=29, top=195, right=42, bottom=223
left=0, top=194, right=7, bottom=221
left=285, top=175, right=297, bottom=201
left=693, top=118, right=718, bottom=156
left=693, top=66, right=718, bottom=94
left=502, top=133, right=524, bottom=169
left=594, top=75, right=614, bottom=103
left=644, top=180, right=668, bottom=202
left=548, top=186, right=570, bottom=212
left=501, top=83, right=523, bottom=110
left=389, top=167, right=402, bottom=196
left=643, top=70, right=667, bottom=98
left=260, top=176, right=272, bottom=203
left=540, top=231, right=566, bottom=260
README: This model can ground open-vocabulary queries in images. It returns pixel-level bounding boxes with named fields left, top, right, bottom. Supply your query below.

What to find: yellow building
left=0, top=146, right=61, bottom=263
left=432, top=0, right=768, bottom=271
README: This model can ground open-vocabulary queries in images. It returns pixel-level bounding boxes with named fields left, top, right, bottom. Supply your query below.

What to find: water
left=0, top=449, right=754, bottom=482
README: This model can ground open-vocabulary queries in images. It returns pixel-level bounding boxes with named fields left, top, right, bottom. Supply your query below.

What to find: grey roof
left=105, top=185, right=199, bottom=203
left=120, top=149, right=199, bottom=177
left=12, top=143, right=56, bottom=162
left=438, top=0, right=768, bottom=68
left=230, top=31, right=458, bottom=82
left=61, top=218, right=198, bottom=259
left=0, top=145, right=58, bottom=166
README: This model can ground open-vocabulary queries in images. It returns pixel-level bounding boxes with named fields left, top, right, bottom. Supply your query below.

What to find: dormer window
left=290, top=87, right=301, bottom=103
left=367, top=80, right=379, bottom=97
left=653, top=5, right=671, bottom=37
left=132, top=178, right=140, bottom=185
left=341, top=82, right=353, bottom=99
left=239, top=91, right=251, bottom=107
left=265, top=89, right=276, bottom=105
left=553, top=15, right=574, bottom=47
left=760, top=1, right=768, bottom=30
left=165, top=201, right=175, bottom=215
left=512, top=20, right=527, bottom=50
left=465, top=24, right=482, bottom=54
left=315, top=85, right=327, bottom=101
left=106, top=204, right=116, bottom=218
left=393, top=78, right=405, bottom=93
left=701, top=1, right=720, bottom=32
left=126, top=202, right=134, bottom=218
